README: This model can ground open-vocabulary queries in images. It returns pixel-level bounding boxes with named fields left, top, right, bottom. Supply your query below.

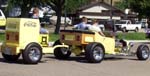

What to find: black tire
left=2, top=53, right=20, bottom=61
left=122, top=27, right=126, bottom=32
left=53, top=40, right=71, bottom=59
left=22, top=43, right=42, bottom=64
left=100, top=27, right=104, bottom=31
left=136, top=45, right=149, bottom=60
left=135, top=27, right=139, bottom=32
left=85, top=42, right=105, bottom=63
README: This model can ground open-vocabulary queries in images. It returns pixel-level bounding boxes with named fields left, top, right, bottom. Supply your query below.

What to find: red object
left=76, top=35, right=80, bottom=41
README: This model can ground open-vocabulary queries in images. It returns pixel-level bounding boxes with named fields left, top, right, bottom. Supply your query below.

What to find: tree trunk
left=54, top=8, right=62, bottom=34
left=21, top=5, right=31, bottom=17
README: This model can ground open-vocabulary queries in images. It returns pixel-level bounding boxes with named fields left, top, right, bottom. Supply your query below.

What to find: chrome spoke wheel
left=93, top=46, right=103, bottom=61
left=141, top=48, right=149, bottom=59
left=28, top=47, right=41, bottom=61
left=137, top=45, right=149, bottom=60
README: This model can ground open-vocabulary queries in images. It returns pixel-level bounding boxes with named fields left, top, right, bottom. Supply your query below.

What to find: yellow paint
left=0, top=18, right=6, bottom=26
left=1, top=18, right=69, bottom=55
left=94, top=32, right=116, bottom=54
left=65, top=35, right=75, bottom=40
left=84, top=36, right=94, bottom=42
left=39, top=34, right=49, bottom=47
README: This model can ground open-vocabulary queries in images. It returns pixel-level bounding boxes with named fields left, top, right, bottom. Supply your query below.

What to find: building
left=77, top=2, right=125, bottom=20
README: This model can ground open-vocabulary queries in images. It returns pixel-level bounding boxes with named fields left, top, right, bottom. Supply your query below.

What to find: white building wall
left=80, top=15, right=121, bottom=20
left=83, top=6, right=108, bottom=13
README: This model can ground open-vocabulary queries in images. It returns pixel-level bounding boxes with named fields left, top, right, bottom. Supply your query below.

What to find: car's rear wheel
left=53, top=40, right=71, bottom=59
left=135, top=27, right=139, bottom=32
left=136, top=45, right=149, bottom=60
left=2, top=53, right=20, bottom=61
left=85, top=43, right=105, bottom=63
left=22, top=43, right=42, bottom=64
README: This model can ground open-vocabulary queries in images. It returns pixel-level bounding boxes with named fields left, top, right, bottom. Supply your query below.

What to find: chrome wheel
left=28, top=47, right=41, bottom=61
left=93, top=46, right=103, bottom=61
left=137, top=45, right=149, bottom=60
left=60, top=48, right=68, bottom=55
left=22, top=43, right=42, bottom=64
left=141, top=47, right=149, bottom=59
left=85, top=43, right=105, bottom=63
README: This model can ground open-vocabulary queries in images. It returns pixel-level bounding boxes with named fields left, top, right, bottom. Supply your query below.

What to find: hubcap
left=142, top=47, right=149, bottom=59
left=28, top=47, right=41, bottom=61
left=93, top=46, right=103, bottom=60
left=60, top=48, right=68, bottom=55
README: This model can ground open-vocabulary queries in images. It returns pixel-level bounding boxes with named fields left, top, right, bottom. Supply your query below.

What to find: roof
left=78, top=2, right=125, bottom=15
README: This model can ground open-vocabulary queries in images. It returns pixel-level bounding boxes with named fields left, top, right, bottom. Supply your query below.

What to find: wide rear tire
left=85, top=42, right=105, bottom=63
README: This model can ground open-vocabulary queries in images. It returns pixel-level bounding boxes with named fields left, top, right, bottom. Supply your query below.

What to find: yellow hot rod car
left=54, top=30, right=150, bottom=63
left=0, top=18, right=68, bottom=64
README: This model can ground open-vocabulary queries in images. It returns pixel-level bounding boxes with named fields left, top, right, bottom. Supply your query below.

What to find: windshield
left=115, top=20, right=126, bottom=24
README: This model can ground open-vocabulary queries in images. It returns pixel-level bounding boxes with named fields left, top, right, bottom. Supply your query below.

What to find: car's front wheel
left=22, top=43, right=42, bottom=64
left=135, top=27, right=139, bottom=32
left=136, top=45, right=149, bottom=60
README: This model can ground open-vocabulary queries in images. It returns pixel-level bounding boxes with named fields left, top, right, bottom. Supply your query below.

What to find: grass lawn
left=49, top=33, right=59, bottom=41
left=117, top=32, right=146, bottom=40
left=0, top=33, right=5, bottom=42
left=0, top=32, right=147, bottom=42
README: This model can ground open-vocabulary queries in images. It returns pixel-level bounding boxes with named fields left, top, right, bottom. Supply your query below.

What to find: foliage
left=65, top=0, right=90, bottom=13
left=115, top=0, right=150, bottom=18
left=7, top=0, right=42, bottom=17
left=7, top=0, right=89, bottom=34
left=114, top=0, right=128, bottom=10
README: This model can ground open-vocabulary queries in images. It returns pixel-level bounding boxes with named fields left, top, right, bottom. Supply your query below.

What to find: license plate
left=65, top=35, right=75, bottom=40
left=4, top=47, right=11, bottom=55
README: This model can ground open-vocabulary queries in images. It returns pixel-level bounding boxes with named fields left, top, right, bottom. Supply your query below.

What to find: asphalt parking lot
left=0, top=54, right=150, bottom=76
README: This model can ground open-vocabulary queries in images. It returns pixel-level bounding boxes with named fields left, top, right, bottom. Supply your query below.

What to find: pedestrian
left=74, top=17, right=90, bottom=30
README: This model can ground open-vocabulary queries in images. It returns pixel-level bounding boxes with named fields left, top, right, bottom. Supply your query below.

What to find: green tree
left=7, top=0, right=41, bottom=17
left=46, top=0, right=89, bottom=34
left=46, top=0, right=65, bottom=34
left=65, top=0, right=89, bottom=13
left=7, top=0, right=88, bottom=34
left=114, top=0, right=128, bottom=10
left=129, top=0, right=150, bottom=19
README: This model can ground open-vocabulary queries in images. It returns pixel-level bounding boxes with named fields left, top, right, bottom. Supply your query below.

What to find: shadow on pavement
left=46, top=56, right=129, bottom=63
left=0, top=58, right=47, bottom=65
